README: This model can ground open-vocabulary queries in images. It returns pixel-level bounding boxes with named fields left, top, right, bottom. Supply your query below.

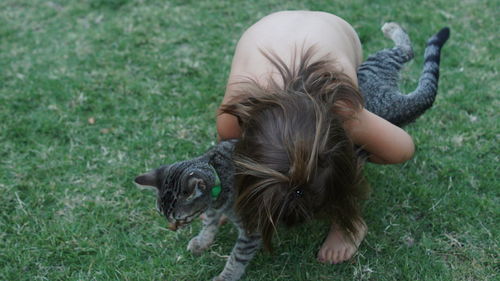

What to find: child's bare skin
left=202, top=215, right=366, bottom=265
left=318, top=220, right=367, bottom=264
left=217, top=11, right=414, bottom=264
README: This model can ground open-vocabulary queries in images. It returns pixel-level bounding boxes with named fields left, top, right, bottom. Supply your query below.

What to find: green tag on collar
left=211, top=185, right=221, bottom=198
left=210, top=166, right=221, bottom=198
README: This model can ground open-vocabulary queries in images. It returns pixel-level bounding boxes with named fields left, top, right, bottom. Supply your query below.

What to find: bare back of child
left=217, top=11, right=432, bottom=265
left=217, top=11, right=413, bottom=263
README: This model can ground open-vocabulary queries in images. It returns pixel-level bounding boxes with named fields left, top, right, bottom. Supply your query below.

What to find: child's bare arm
left=217, top=113, right=241, bottom=141
left=345, top=108, right=415, bottom=164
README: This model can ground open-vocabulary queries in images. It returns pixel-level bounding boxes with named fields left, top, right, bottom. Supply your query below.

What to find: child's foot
left=317, top=220, right=367, bottom=264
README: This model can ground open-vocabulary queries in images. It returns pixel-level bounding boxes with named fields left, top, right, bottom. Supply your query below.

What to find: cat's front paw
left=187, top=236, right=211, bottom=255
left=212, top=275, right=228, bottom=281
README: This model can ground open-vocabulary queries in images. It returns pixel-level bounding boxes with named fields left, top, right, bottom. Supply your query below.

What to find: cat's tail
left=398, top=27, right=450, bottom=125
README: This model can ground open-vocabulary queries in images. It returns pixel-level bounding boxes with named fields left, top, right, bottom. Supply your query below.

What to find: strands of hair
left=220, top=46, right=369, bottom=251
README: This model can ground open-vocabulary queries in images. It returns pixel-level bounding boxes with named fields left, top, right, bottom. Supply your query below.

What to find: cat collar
left=210, top=166, right=222, bottom=199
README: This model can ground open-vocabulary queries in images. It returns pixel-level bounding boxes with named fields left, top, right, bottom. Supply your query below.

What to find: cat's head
left=134, top=159, right=216, bottom=231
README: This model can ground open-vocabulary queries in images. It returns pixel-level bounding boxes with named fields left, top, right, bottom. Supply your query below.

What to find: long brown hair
left=220, top=47, right=369, bottom=251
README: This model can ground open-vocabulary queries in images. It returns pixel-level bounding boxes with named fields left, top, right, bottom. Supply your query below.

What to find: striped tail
left=397, top=27, right=450, bottom=126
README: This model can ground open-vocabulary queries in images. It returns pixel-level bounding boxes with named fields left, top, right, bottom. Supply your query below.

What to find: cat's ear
left=134, top=165, right=167, bottom=189
left=134, top=172, right=157, bottom=187
left=185, top=177, right=207, bottom=200
left=189, top=177, right=207, bottom=191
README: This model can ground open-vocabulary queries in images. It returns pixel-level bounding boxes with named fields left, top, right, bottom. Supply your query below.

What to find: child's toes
left=339, top=248, right=348, bottom=262
left=338, top=248, right=348, bottom=264
left=317, top=249, right=327, bottom=263
left=342, top=249, right=351, bottom=262
left=331, top=250, right=338, bottom=264
left=344, top=247, right=356, bottom=261
left=327, top=249, right=336, bottom=264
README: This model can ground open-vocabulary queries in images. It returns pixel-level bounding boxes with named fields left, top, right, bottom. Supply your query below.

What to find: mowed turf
left=0, top=0, right=498, bottom=280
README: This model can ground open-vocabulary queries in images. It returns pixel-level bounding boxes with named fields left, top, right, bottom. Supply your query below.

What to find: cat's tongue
left=168, top=222, right=179, bottom=231
left=168, top=221, right=185, bottom=231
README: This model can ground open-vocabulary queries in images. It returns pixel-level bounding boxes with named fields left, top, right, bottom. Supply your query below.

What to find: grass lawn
left=1, top=0, right=498, bottom=280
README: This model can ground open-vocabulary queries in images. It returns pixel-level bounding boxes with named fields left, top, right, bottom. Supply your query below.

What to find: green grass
left=1, top=0, right=498, bottom=280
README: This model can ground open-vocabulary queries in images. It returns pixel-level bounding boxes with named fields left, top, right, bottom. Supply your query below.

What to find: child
left=217, top=11, right=414, bottom=265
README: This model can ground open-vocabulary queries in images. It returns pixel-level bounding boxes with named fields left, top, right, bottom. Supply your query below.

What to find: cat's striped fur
left=135, top=23, right=449, bottom=281
left=358, top=23, right=450, bottom=126
left=135, top=139, right=261, bottom=281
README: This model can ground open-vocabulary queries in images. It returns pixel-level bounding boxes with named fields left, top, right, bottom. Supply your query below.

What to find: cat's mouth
left=168, top=220, right=188, bottom=231
left=167, top=210, right=203, bottom=231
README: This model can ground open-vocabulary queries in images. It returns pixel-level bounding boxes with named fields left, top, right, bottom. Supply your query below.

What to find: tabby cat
left=359, top=23, right=450, bottom=126
left=134, top=23, right=449, bottom=281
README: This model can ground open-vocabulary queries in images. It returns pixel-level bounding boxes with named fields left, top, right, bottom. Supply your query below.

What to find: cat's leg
left=381, top=22, right=414, bottom=61
left=357, top=23, right=414, bottom=123
left=187, top=208, right=222, bottom=254
left=358, top=22, right=413, bottom=89
left=200, top=213, right=228, bottom=226
left=360, top=23, right=449, bottom=126
left=213, top=227, right=261, bottom=281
